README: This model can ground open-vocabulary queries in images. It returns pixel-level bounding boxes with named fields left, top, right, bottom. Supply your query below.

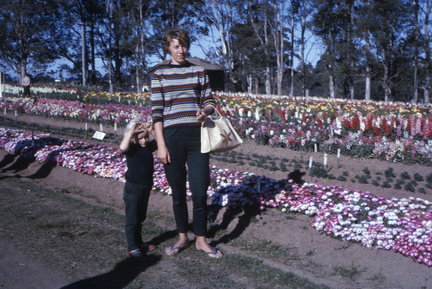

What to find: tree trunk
left=382, top=63, right=391, bottom=102
left=413, top=0, right=419, bottom=103
left=413, top=65, right=418, bottom=103
left=135, top=44, right=140, bottom=93
left=81, top=22, right=87, bottom=86
left=365, top=65, right=371, bottom=100
left=289, top=6, right=295, bottom=97
left=423, top=0, right=431, bottom=104
left=90, top=19, right=96, bottom=85
left=329, top=73, right=335, bottom=98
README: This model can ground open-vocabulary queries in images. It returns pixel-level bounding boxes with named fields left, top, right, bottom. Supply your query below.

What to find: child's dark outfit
left=123, top=139, right=157, bottom=255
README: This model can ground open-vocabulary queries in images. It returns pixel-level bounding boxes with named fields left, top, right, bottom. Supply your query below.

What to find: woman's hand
left=196, top=109, right=207, bottom=122
left=157, top=145, right=171, bottom=164
left=196, top=105, right=215, bottom=122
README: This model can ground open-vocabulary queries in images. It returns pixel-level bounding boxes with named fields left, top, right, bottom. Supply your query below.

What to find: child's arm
left=119, top=123, right=141, bottom=153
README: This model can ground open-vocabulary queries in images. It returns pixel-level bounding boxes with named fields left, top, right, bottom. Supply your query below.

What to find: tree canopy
left=0, top=0, right=430, bottom=103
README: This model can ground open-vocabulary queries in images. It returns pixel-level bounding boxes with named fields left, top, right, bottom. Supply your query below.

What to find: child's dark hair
left=162, top=27, right=190, bottom=54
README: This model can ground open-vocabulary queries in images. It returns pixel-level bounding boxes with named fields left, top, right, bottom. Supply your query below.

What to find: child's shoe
left=127, top=249, right=145, bottom=258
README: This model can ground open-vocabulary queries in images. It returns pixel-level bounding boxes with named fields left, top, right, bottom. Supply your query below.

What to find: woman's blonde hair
left=162, top=27, right=190, bottom=54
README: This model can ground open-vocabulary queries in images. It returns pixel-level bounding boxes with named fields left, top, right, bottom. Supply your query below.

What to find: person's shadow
left=208, top=169, right=306, bottom=246
left=27, top=149, right=63, bottom=179
left=1, top=155, right=34, bottom=173
left=60, top=255, right=161, bottom=289
left=0, top=153, right=17, bottom=168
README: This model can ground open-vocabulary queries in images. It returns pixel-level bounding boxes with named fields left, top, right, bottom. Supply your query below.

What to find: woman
left=151, top=27, right=223, bottom=258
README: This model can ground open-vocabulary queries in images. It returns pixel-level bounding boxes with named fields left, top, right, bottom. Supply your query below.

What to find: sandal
left=165, top=242, right=189, bottom=256
left=199, top=247, right=223, bottom=258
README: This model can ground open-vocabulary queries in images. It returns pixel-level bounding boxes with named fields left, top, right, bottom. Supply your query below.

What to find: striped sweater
left=151, top=61, right=216, bottom=128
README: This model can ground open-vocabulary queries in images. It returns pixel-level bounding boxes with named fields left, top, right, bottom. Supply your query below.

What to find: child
left=119, top=119, right=157, bottom=258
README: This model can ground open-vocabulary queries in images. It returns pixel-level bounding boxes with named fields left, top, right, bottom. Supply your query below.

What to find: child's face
left=136, top=132, right=149, bottom=147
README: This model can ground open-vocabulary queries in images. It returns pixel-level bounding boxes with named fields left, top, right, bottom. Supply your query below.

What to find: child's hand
left=132, top=122, right=144, bottom=133
left=141, top=122, right=152, bottom=130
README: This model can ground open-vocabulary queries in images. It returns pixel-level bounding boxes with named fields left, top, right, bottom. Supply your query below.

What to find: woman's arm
left=153, top=121, right=171, bottom=164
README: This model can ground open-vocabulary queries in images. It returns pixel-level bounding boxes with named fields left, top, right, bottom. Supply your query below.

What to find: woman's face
left=168, top=38, right=188, bottom=65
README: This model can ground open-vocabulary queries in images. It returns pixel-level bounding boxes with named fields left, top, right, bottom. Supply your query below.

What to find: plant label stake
left=31, top=126, right=35, bottom=146
left=100, top=123, right=103, bottom=131
left=323, top=153, right=328, bottom=169
left=309, top=157, right=313, bottom=170
left=3, top=107, right=6, bottom=115
left=14, top=110, right=17, bottom=120
left=337, top=149, right=341, bottom=168
left=314, top=143, right=318, bottom=152
left=114, top=123, right=117, bottom=134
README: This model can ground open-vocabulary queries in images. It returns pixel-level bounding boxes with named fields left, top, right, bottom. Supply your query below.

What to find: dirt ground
left=1, top=113, right=432, bottom=289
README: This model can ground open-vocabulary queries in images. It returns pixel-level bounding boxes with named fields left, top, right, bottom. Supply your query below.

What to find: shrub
left=385, top=168, right=396, bottom=178
left=414, top=173, right=424, bottom=182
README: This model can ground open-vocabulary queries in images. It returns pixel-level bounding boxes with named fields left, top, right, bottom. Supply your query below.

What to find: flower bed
left=1, top=127, right=432, bottom=267
left=1, top=91, right=431, bottom=165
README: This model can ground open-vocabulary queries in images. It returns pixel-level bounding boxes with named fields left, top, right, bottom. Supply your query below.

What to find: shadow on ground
left=60, top=255, right=162, bottom=289
left=208, top=169, right=307, bottom=246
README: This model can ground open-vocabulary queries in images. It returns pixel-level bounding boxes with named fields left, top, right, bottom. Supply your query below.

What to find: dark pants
left=123, top=181, right=151, bottom=252
left=23, top=85, right=30, bottom=97
left=163, top=126, right=210, bottom=236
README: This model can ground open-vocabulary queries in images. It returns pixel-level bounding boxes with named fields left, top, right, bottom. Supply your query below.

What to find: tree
left=248, top=0, right=275, bottom=95
left=313, top=0, right=359, bottom=99
left=360, top=0, right=414, bottom=102
left=269, top=0, right=289, bottom=96
left=420, top=0, right=431, bottom=104
left=295, top=0, right=314, bottom=97
left=0, top=0, right=62, bottom=82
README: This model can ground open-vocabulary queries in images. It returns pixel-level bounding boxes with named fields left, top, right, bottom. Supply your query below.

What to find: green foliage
left=404, top=182, right=415, bottom=193
left=414, top=173, right=424, bottom=182
left=384, top=168, right=396, bottom=179
left=400, top=172, right=411, bottom=180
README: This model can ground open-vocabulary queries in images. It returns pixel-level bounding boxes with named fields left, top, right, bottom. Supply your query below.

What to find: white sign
left=92, top=131, right=106, bottom=140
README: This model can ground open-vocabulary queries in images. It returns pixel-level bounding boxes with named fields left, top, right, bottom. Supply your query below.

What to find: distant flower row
left=1, top=97, right=151, bottom=125
left=2, top=93, right=430, bottom=165
left=2, top=84, right=150, bottom=105
left=1, top=127, right=432, bottom=267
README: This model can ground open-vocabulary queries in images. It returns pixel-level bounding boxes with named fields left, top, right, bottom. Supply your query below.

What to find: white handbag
left=201, top=109, right=243, bottom=153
